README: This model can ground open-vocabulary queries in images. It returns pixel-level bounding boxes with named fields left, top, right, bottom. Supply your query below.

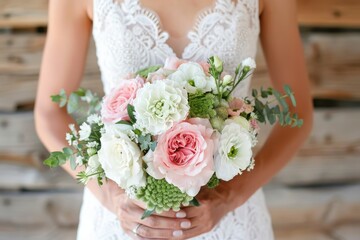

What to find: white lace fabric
left=78, top=0, right=274, bottom=239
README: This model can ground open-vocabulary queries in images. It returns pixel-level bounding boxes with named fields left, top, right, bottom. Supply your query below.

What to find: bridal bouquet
left=45, top=56, right=302, bottom=218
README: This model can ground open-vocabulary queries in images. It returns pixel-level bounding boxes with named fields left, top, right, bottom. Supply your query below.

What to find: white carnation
left=133, top=81, right=189, bottom=135
left=169, top=62, right=215, bottom=94
left=215, top=122, right=253, bottom=181
left=98, top=125, right=146, bottom=189
left=79, top=123, right=91, bottom=141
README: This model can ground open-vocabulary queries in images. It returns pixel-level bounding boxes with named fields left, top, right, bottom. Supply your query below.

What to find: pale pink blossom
left=227, top=98, right=245, bottom=116
left=101, top=77, right=144, bottom=123
left=250, top=119, right=260, bottom=133
left=144, top=118, right=216, bottom=196
left=164, top=57, right=187, bottom=70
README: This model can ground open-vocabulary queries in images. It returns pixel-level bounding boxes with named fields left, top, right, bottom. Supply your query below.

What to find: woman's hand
left=99, top=180, right=192, bottom=239
left=179, top=182, right=247, bottom=239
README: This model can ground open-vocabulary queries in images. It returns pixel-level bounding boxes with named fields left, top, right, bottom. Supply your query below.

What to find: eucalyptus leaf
left=137, top=65, right=162, bottom=78
left=284, top=85, right=296, bottom=107
left=141, top=209, right=155, bottom=219
left=189, top=198, right=201, bottom=207
left=67, top=93, right=79, bottom=114
left=62, top=147, right=73, bottom=157
left=273, top=91, right=289, bottom=112
left=69, top=155, right=77, bottom=170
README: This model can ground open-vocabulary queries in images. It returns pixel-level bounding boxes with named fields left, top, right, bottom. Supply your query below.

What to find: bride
left=35, top=0, right=313, bottom=239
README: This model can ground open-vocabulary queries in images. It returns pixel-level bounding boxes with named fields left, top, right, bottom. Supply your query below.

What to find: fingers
left=124, top=222, right=186, bottom=239
left=140, top=215, right=192, bottom=230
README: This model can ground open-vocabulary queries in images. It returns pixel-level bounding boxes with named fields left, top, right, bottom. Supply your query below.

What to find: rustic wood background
left=0, top=0, right=360, bottom=239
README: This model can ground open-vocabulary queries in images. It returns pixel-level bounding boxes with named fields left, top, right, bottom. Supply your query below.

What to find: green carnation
left=188, top=93, right=216, bottom=118
left=136, top=176, right=193, bottom=213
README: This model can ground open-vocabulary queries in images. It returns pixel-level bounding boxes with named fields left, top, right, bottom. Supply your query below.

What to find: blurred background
left=0, top=0, right=359, bottom=239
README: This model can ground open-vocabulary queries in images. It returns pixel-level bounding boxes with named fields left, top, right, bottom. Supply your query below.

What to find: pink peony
left=101, top=77, right=144, bottom=123
left=164, top=56, right=187, bottom=70
left=145, top=118, right=216, bottom=196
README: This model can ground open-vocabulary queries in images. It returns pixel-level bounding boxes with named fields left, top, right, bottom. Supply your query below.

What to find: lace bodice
left=77, top=0, right=274, bottom=239
left=93, top=0, right=260, bottom=96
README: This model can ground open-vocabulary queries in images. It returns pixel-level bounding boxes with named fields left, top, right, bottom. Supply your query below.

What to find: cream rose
left=98, top=125, right=146, bottom=189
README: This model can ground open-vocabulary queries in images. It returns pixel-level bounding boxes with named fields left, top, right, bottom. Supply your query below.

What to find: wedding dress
left=77, top=0, right=274, bottom=239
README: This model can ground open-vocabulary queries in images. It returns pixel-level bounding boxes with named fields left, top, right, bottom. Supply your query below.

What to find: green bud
left=87, top=148, right=97, bottom=156
left=210, top=117, right=225, bottom=131
left=215, top=106, right=229, bottom=120
left=213, top=55, right=223, bottom=72
left=222, top=75, right=233, bottom=86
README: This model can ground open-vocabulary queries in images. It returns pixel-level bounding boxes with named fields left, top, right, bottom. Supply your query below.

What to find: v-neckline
left=135, top=0, right=219, bottom=59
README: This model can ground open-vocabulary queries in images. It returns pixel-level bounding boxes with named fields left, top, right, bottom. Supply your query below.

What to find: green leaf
left=43, top=157, right=59, bottom=168
left=59, top=89, right=67, bottom=107
left=273, top=90, right=289, bottom=112
left=116, top=120, right=133, bottom=126
left=62, top=147, right=73, bottom=157
left=141, top=209, right=155, bottom=220
left=137, top=65, right=162, bottom=78
left=261, top=87, right=268, bottom=98
left=127, top=104, right=136, bottom=123
left=150, top=141, right=157, bottom=151
left=74, top=88, right=86, bottom=97
left=297, top=119, right=304, bottom=127
left=67, top=93, right=79, bottom=114
left=284, top=85, right=296, bottom=107
left=51, top=94, right=62, bottom=103
left=189, top=198, right=201, bottom=207
left=69, top=155, right=77, bottom=170
left=278, top=111, right=285, bottom=125
left=252, top=89, right=258, bottom=98
left=43, top=151, right=67, bottom=167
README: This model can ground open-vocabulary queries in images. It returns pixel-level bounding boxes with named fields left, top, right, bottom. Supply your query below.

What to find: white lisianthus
left=98, top=126, right=146, bottom=189
left=79, top=122, right=91, bottom=141
left=84, top=154, right=101, bottom=180
left=214, top=122, right=253, bottom=181
left=133, top=81, right=189, bottom=135
left=169, top=62, right=215, bottom=94
left=241, top=57, right=256, bottom=70
left=104, top=122, right=133, bottom=137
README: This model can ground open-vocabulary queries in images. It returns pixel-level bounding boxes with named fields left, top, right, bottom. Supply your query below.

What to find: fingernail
left=176, top=211, right=186, bottom=218
left=181, top=221, right=191, bottom=229
left=173, top=230, right=183, bottom=237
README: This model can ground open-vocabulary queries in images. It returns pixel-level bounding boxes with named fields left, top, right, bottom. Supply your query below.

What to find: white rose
left=133, top=81, right=189, bottom=135
left=98, top=128, right=146, bottom=189
left=215, top=122, right=253, bottom=181
left=169, top=62, right=215, bottom=94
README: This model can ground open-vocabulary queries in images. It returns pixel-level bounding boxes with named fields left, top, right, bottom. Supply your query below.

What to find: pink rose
left=164, top=56, right=187, bottom=70
left=101, top=77, right=144, bottom=123
left=145, top=118, right=216, bottom=196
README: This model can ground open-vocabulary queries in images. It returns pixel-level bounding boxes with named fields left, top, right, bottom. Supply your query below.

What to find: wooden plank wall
left=0, top=1, right=360, bottom=239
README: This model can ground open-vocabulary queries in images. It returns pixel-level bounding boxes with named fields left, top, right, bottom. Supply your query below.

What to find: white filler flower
left=169, top=62, right=215, bottom=94
left=215, top=122, right=253, bottom=181
left=98, top=125, right=146, bottom=189
left=79, top=122, right=91, bottom=141
left=133, top=81, right=189, bottom=135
